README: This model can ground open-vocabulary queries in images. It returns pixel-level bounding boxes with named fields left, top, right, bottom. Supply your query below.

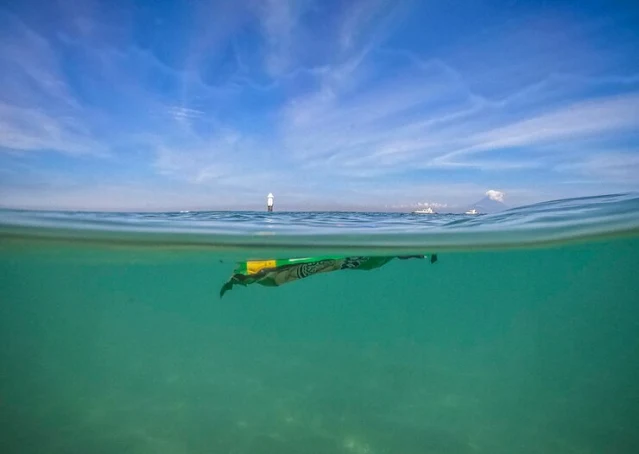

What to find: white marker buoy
left=267, top=193, right=274, bottom=212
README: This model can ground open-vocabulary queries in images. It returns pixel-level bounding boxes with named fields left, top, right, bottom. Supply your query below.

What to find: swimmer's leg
left=430, top=254, right=438, bottom=264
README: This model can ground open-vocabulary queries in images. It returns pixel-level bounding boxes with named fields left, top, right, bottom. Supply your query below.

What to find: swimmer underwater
left=219, top=254, right=438, bottom=298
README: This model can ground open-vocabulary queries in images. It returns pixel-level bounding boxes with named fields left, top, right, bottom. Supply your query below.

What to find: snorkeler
left=219, top=254, right=437, bottom=298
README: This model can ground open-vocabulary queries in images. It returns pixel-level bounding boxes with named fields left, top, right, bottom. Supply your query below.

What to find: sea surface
left=1, top=193, right=639, bottom=454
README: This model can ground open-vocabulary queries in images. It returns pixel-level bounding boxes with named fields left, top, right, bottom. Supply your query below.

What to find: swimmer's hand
left=220, top=281, right=233, bottom=299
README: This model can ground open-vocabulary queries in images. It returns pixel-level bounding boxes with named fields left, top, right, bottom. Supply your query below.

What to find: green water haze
left=1, top=195, right=639, bottom=453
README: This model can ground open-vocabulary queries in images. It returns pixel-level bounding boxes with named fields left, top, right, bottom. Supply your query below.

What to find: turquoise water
left=1, top=194, right=639, bottom=454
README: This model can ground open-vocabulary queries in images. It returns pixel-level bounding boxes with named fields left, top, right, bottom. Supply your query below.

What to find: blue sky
left=0, top=0, right=638, bottom=211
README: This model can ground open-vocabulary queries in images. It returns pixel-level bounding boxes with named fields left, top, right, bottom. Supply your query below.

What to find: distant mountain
left=467, top=195, right=508, bottom=214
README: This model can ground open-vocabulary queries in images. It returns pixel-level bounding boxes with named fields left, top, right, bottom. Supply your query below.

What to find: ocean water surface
left=1, top=193, right=639, bottom=454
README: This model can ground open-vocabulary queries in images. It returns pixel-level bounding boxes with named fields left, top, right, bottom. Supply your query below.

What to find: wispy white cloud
left=434, top=94, right=639, bottom=165
left=338, top=0, right=396, bottom=52
left=165, top=106, right=205, bottom=120
left=554, top=152, right=639, bottom=184
left=257, top=0, right=299, bottom=77
left=279, top=59, right=476, bottom=170
left=0, top=14, right=76, bottom=108
left=0, top=13, right=106, bottom=156
left=277, top=48, right=639, bottom=178
left=0, top=102, right=107, bottom=156
left=154, top=140, right=237, bottom=184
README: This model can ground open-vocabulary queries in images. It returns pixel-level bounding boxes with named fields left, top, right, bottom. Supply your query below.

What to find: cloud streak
left=436, top=94, right=639, bottom=164
left=0, top=103, right=108, bottom=156
left=0, top=11, right=107, bottom=156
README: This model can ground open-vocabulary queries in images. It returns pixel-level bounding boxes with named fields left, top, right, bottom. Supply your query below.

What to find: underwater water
left=1, top=194, right=639, bottom=454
